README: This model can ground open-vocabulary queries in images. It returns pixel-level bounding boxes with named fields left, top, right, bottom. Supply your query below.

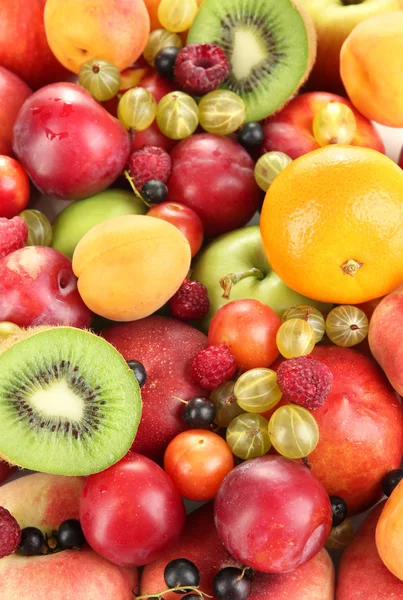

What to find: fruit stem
left=340, top=258, right=363, bottom=277
left=302, top=457, right=312, bottom=470
left=124, top=170, right=150, bottom=207
left=135, top=585, right=213, bottom=600
left=220, top=268, right=265, bottom=299
left=172, top=395, right=188, bottom=405
left=341, top=0, right=364, bottom=4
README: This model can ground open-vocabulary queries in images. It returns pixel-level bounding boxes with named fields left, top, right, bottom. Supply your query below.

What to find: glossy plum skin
left=0, top=156, right=30, bottom=218
left=13, top=82, right=131, bottom=200
left=79, top=452, right=186, bottom=568
left=167, top=134, right=262, bottom=237
left=0, top=246, right=92, bottom=328
left=0, top=66, right=31, bottom=157
left=214, top=455, right=332, bottom=574
left=147, top=202, right=204, bottom=257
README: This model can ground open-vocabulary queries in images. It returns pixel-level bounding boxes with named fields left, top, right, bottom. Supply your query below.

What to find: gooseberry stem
left=302, top=456, right=312, bottom=470
left=220, top=268, right=265, bottom=299
left=124, top=170, right=150, bottom=207
left=135, top=585, right=213, bottom=600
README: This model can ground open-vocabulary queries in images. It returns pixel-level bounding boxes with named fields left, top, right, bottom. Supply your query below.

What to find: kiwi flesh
left=187, top=0, right=316, bottom=122
left=0, top=327, right=142, bottom=476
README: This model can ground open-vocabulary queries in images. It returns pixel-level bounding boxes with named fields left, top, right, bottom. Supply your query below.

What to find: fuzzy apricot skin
left=72, top=215, right=191, bottom=322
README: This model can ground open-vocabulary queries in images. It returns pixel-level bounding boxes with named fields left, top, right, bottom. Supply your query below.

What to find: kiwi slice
left=187, top=0, right=316, bottom=122
left=0, top=327, right=141, bottom=476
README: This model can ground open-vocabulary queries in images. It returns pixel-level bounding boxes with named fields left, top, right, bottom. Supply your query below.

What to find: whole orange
left=260, top=145, right=403, bottom=304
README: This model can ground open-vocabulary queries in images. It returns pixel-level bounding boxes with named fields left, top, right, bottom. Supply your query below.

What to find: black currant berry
left=181, top=596, right=201, bottom=600
left=127, top=360, right=147, bottom=388
left=213, top=567, right=252, bottom=600
left=18, top=527, right=45, bottom=556
left=155, top=47, right=181, bottom=79
left=237, top=122, right=264, bottom=148
left=330, top=496, right=348, bottom=527
left=182, top=396, right=216, bottom=428
left=142, top=180, right=168, bottom=205
left=382, top=469, right=403, bottom=497
left=57, top=519, right=86, bottom=550
left=164, top=558, right=200, bottom=593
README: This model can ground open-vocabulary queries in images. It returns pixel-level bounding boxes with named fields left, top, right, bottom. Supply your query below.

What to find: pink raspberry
left=276, top=356, right=333, bottom=410
left=0, top=506, right=21, bottom=558
left=174, top=44, right=230, bottom=96
left=191, top=343, right=236, bottom=390
left=128, top=146, right=171, bottom=191
left=170, top=279, right=210, bottom=321
left=0, top=217, right=28, bottom=260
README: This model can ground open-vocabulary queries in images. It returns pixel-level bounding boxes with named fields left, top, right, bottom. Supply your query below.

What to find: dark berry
left=330, top=496, right=348, bottom=527
left=164, top=558, right=200, bottom=592
left=181, top=596, right=200, bottom=600
left=155, top=47, right=181, bottom=79
left=183, top=396, right=216, bottom=428
left=142, top=179, right=168, bottom=204
left=213, top=567, right=252, bottom=600
left=18, top=527, right=45, bottom=556
left=174, top=44, right=230, bottom=96
left=237, top=122, right=264, bottom=148
left=382, top=469, right=403, bottom=497
left=57, top=519, right=86, bottom=550
left=127, top=360, right=147, bottom=388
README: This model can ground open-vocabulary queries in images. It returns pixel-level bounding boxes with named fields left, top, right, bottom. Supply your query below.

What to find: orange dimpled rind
left=376, top=480, right=403, bottom=581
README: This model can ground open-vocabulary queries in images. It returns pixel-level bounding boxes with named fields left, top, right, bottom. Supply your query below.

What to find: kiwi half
left=0, top=327, right=141, bottom=476
left=187, top=0, right=316, bottom=122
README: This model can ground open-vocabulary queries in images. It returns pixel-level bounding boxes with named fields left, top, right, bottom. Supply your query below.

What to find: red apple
left=0, top=66, right=31, bottom=157
left=131, top=120, right=178, bottom=153
left=260, top=92, right=385, bottom=160
left=13, top=82, right=131, bottom=201
left=139, top=72, right=177, bottom=103
left=167, top=134, right=262, bottom=237
left=147, top=202, right=204, bottom=257
left=0, top=156, right=30, bottom=218
left=141, top=502, right=335, bottom=600
left=0, top=0, right=70, bottom=90
left=336, top=501, right=403, bottom=599
left=271, top=345, right=403, bottom=515
left=101, top=316, right=208, bottom=461
left=0, top=246, right=93, bottom=328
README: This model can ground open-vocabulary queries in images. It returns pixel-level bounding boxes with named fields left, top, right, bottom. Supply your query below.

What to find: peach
left=72, top=215, right=191, bottom=321
left=44, top=0, right=150, bottom=74
left=336, top=501, right=403, bottom=599
left=340, top=11, right=403, bottom=127
left=376, top=480, right=403, bottom=581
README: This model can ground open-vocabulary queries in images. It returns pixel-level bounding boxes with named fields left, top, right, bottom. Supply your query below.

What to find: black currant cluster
left=18, top=519, right=86, bottom=557
left=137, top=558, right=253, bottom=600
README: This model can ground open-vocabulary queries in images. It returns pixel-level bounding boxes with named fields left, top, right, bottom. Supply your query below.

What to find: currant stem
left=135, top=585, right=213, bottom=600
left=220, top=268, right=265, bottom=299
left=172, top=395, right=188, bottom=405
left=124, top=170, right=150, bottom=207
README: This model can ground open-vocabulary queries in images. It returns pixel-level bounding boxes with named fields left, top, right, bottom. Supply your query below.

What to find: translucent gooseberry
left=276, top=318, right=316, bottom=359
left=0, top=322, right=21, bottom=342
left=19, top=209, right=52, bottom=246
left=268, top=405, right=319, bottom=459
left=158, top=0, right=198, bottom=33
left=282, top=305, right=326, bottom=343
left=234, top=368, right=282, bottom=413
left=226, top=413, right=271, bottom=460
left=313, top=101, right=356, bottom=147
left=254, top=151, right=292, bottom=192
left=198, top=90, right=246, bottom=136
left=143, top=29, right=183, bottom=67
left=156, top=91, right=199, bottom=140
left=210, top=381, right=245, bottom=428
left=78, top=59, right=121, bottom=102
left=325, top=305, right=369, bottom=347
left=117, top=87, right=157, bottom=131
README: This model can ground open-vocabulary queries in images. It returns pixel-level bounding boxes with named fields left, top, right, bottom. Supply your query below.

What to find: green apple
left=51, top=188, right=147, bottom=258
left=298, top=0, right=402, bottom=93
left=192, top=226, right=332, bottom=332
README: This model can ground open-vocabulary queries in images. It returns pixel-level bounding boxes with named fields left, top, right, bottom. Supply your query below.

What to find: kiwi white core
left=30, top=380, right=84, bottom=421
left=231, top=27, right=268, bottom=80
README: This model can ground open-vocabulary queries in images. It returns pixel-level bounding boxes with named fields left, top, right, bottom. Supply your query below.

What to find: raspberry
left=174, top=44, right=230, bottom=96
left=0, top=506, right=21, bottom=558
left=170, top=279, right=210, bottom=320
left=0, top=217, right=28, bottom=260
left=191, top=343, right=236, bottom=390
left=128, top=146, right=171, bottom=191
left=276, top=356, right=333, bottom=410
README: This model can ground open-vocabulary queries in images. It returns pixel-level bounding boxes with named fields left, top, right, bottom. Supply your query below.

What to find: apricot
left=340, top=12, right=403, bottom=127
left=376, top=480, right=403, bottom=581
left=72, top=215, right=191, bottom=322
left=44, top=0, right=150, bottom=74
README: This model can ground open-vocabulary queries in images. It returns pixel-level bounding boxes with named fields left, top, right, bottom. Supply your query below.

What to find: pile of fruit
left=1, top=0, right=403, bottom=598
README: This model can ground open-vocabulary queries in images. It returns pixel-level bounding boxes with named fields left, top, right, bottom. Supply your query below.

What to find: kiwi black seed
left=187, top=0, right=316, bottom=122
left=0, top=327, right=142, bottom=476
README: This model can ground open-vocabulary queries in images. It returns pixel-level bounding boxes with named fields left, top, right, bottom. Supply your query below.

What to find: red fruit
left=147, top=202, right=204, bottom=258
left=0, top=67, right=32, bottom=157
left=79, top=452, right=186, bottom=568
left=169, top=279, right=209, bottom=320
left=0, top=246, right=93, bottom=328
left=0, top=462, right=14, bottom=485
left=167, top=134, right=261, bottom=237
left=277, top=356, right=333, bottom=410
left=191, top=343, right=236, bottom=390
left=128, top=146, right=171, bottom=191
left=0, top=217, right=28, bottom=259
left=399, top=145, right=403, bottom=170
left=174, top=44, right=230, bottom=96
left=139, top=71, right=177, bottom=103
left=0, top=507, right=21, bottom=559
left=208, top=299, right=281, bottom=370
left=12, top=82, right=131, bottom=201
left=0, top=156, right=30, bottom=218
left=131, top=120, right=177, bottom=153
